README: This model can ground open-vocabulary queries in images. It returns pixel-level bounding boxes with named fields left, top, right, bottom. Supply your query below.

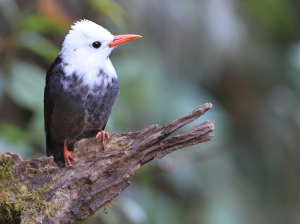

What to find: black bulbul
left=44, top=19, right=141, bottom=167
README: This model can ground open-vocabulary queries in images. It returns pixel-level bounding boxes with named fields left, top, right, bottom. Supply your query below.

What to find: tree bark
left=2, top=103, right=214, bottom=224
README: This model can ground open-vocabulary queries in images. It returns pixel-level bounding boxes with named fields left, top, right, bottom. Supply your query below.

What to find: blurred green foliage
left=0, top=0, right=300, bottom=223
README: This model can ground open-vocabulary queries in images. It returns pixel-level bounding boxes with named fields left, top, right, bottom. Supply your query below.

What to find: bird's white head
left=61, top=20, right=114, bottom=66
left=60, top=19, right=141, bottom=79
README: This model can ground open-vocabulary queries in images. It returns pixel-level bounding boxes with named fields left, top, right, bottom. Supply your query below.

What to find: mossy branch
left=0, top=103, right=214, bottom=224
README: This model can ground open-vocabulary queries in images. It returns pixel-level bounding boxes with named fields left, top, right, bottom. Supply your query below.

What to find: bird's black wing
left=44, top=56, right=62, bottom=156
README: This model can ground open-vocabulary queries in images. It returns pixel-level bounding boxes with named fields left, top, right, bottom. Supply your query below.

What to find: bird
left=44, top=19, right=141, bottom=167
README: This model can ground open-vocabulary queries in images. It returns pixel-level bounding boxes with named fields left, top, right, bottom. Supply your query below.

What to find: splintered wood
left=3, top=103, right=214, bottom=224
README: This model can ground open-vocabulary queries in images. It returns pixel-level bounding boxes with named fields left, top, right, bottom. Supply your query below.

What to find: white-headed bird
left=44, top=19, right=141, bottom=167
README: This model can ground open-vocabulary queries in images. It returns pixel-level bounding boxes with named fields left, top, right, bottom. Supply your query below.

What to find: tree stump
left=0, top=103, right=214, bottom=224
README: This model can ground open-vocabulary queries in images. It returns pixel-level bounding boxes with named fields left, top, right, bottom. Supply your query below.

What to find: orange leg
left=95, top=129, right=110, bottom=146
left=63, top=140, right=75, bottom=168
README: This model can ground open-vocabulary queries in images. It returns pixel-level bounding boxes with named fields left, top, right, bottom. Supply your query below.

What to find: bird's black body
left=44, top=56, right=119, bottom=163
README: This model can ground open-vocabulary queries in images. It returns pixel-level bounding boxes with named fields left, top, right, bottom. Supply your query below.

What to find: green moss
left=0, top=153, right=64, bottom=223
left=0, top=155, right=14, bottom=182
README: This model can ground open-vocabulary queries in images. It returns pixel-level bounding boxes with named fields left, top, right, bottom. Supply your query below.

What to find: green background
left=0, top=0, right=300, bottom=223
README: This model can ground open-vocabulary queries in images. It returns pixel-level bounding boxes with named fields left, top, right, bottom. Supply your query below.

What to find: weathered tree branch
left=2, top=103, right=214, bottom=224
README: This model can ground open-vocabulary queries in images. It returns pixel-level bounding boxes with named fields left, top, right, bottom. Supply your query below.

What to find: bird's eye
left=92, top=41, right=101, bottom=49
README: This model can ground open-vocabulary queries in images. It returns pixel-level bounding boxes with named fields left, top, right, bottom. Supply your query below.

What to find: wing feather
left=44, top=56, right=62, bottom=156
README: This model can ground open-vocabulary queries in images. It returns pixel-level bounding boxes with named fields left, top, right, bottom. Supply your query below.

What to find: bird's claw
left=63, top=140, right=75, bottom=168
left=95, top=129, right=110, bottom=146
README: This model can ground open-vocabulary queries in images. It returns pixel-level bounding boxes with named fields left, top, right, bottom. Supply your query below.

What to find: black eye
left=92, top=41, right=101, bottom=48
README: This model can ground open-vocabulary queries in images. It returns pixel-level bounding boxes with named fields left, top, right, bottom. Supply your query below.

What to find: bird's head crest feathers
left=60, top=19, right=115, bottom=70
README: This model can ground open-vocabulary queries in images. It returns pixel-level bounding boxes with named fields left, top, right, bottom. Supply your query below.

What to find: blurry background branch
left=3, top=103, right=213, bottom=224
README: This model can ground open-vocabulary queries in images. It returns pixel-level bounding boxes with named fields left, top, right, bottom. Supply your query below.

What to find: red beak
left=109, top=34, right=142, bottom=48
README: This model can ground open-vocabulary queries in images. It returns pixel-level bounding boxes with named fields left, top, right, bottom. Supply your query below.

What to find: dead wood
left=2, top=103, right=214, bottom=224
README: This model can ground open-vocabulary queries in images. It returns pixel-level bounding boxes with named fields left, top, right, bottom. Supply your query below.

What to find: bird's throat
left=61, top=58, right=117, bottom=90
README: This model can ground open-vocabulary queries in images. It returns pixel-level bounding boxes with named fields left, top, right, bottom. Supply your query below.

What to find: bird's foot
left=63, top=140, right=75, bottom=168
left=95, top=129, right=110, bottom=147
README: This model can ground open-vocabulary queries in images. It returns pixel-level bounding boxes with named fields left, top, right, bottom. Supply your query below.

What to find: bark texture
left=3, top=103, right=214, bottom=224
